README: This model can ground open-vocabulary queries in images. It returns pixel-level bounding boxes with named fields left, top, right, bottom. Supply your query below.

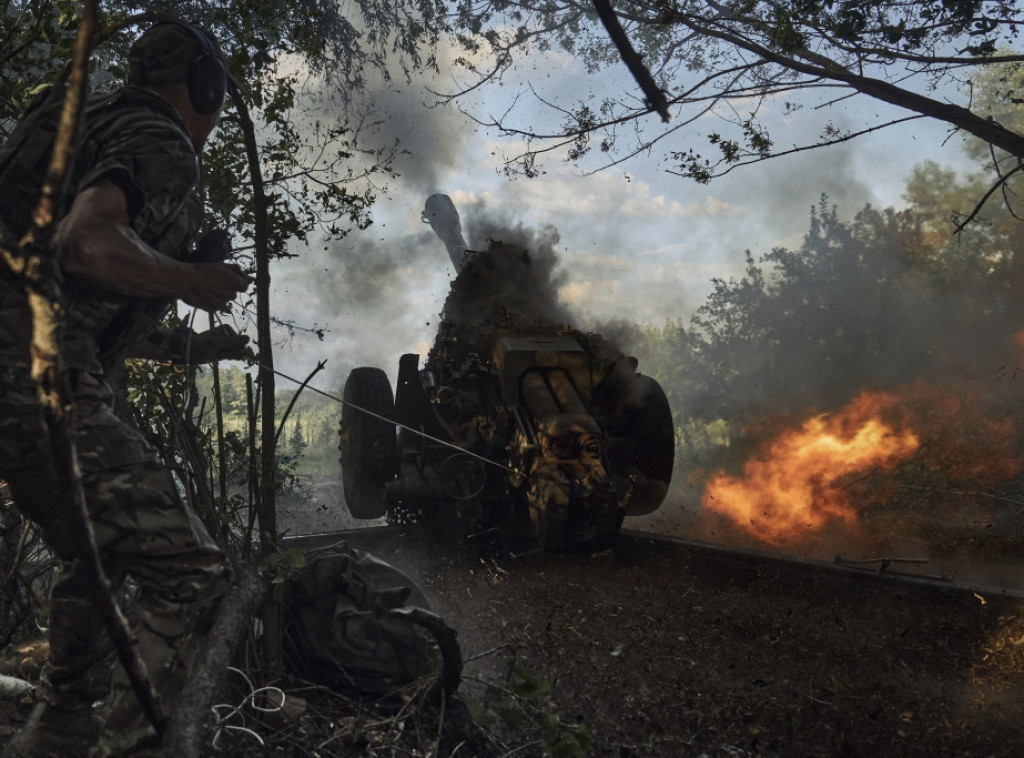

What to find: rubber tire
left=340, top=367, right=397, bottom=519
left=613, top=374, right=675, bottom=516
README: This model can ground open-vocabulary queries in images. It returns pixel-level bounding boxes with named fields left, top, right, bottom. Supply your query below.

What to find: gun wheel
left=618, top=374, right=674, bottom=516
left=340, top=367, right=397, bottom=519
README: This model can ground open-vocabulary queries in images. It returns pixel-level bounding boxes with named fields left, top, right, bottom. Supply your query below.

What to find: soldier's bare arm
left=56, top=179, right=250, bottom=311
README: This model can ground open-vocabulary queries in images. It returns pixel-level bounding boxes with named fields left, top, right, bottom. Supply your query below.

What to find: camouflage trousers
left=0, top=365, right=229, bottom=714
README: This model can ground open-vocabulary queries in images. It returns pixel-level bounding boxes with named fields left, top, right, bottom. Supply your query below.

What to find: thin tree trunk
left=230, top=83, right=282, bottom=674
left=210, top=314, right=228, bottom=509
left=228, top=91, right=276, bottom=552
left=244, top=372, right=258, bottom=561
left=273, top=360, right=326, bottom=450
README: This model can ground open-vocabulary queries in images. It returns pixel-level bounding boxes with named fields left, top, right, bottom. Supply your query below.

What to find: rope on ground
left=210, top=666, right=287, bottom=749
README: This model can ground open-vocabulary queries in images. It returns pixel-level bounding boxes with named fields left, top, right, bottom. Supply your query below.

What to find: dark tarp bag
left=281, top=544, right=460, bottom=695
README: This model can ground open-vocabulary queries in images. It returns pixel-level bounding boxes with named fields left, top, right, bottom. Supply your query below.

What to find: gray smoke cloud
left=461, top=203, right=572, bottom=319
left=274, top=224, right=450, bottom=390
left=426, top=204, right=577, bottom=362
left=364, top=87, right=465, bottom=195
left=269, top=50, right=485, bottom=387
left=277, top=192, right=637, bottom=394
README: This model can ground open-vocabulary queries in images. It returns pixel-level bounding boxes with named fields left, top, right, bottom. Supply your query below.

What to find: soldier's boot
left=2, top=701, right=105, bottom=758
left=100, top=597, right=208, bottom=755
left=3, top=596, right=112, bottom=758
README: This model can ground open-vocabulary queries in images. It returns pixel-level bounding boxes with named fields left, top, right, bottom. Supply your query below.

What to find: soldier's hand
left=187, top=324, right=250, bottom=363
left=182, top=262, right=251, bottom=311
left=192, top=228, right=232, bottom=263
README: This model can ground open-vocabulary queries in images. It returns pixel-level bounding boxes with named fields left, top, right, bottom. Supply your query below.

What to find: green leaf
left=462, top=694, right=495, bottom=728
left=510, top=664, right=552, bottom=700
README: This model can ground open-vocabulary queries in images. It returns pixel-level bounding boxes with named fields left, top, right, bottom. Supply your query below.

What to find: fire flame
left=702, top=391, right=919, bottom=542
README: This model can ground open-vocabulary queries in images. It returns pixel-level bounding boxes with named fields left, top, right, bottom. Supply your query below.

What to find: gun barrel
left=422, top=194, right=469, bottom=273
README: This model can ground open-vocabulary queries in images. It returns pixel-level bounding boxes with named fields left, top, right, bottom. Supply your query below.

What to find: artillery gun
left=339, top=195, right=674, bottom=552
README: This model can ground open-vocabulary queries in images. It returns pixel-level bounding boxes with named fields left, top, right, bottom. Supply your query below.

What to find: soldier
left=0, top=21, right=250, bottom=757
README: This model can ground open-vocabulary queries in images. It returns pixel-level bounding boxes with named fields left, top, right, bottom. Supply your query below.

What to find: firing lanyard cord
left=246, top=362, right=520, bottom=479
left=197, top=307, right=523, bottom=479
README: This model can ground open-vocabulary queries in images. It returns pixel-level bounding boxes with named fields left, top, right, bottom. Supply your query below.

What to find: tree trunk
left=159, top=560, right=266, bottom=758
left=230, top=85, right=282, bottom=673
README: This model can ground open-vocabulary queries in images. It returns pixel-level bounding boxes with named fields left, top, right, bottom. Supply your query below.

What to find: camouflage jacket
left=0, top=85, right=203, bottom=374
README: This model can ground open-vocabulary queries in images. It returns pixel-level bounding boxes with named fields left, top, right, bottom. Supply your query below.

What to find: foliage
left=194, top=366, right=343, bottom=474
left=904, top=159, right=1024, bottom=274
left=629, top=188, right=1024, bottom=477
left=901, top=59, right=1024, bottom=235
left=0, top=0, right=81, bottom=136
left=633, top=61, right=1024, bottom=463
left=962, top=57, right=1024, bottom=163
left=122, top=352, right=243, bottom=545
left=259, top=546, right=306, bottom=601
left=464, top=659, right=592, bottom=758
left=288, top=415, right=306, bottom=454
left=631, top=64, right=1024, bottom=455
left=339, top=0, right=1024, bottom=190
left=0, top=485, right=55, bottom=649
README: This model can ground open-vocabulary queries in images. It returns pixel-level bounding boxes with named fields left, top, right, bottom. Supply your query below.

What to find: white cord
left=210, top=666, right=287, bottom=749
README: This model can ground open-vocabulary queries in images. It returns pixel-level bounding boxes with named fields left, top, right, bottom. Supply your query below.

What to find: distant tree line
left=632, top=71, right=1024, bottom=478
left=193, top=367, right=342, bottom=472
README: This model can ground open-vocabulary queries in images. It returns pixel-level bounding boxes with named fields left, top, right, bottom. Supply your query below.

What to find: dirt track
left=271, top=480, right=1024, bottom=756
left=396, top=530, right=1024, bottom=757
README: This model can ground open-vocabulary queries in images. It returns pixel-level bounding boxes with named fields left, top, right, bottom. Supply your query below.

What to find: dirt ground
left=5, top=487, right=1024, bottom=756
left=411, top=532, right=1024, bottom=757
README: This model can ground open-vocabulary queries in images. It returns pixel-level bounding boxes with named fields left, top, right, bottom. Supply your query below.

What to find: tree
left=383, top=1, right=1024, bottom=196
left=318, top=415, right=334, bottom=449
left=902, top=57, right=1024, bottom=229
left=289, top=415, right=306, bottom=454
left=669, top=188, right=1024, bottom=454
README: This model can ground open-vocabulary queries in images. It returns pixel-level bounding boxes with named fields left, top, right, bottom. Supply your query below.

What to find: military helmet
left=127, top=21, right=227, bottom=115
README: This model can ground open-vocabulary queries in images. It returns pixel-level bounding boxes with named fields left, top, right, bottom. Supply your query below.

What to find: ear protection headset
left=180, top=23, right=227, bottom=116
left=131, top=21, right=228, bottom=116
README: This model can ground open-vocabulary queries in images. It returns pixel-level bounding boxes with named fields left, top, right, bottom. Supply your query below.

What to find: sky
left=261, top=30, right=981, bottom=395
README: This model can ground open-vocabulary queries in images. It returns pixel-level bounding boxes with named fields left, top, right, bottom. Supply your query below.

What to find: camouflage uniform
left=0, top=83, right=229, bottom=736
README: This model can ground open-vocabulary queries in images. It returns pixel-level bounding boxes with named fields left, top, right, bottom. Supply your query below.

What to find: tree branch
left=668, top=114, right=928, bottom=179
left=160, top=560, right=266, bottom=758
left=273, top=360, right=327, bottom=450
left=667, top=11, right=1024, bottom=160
left=953, top=163, right=1024, bottom=233
left=592, top=0, right=670, bottom=122
left=228, top=78, right=282, bottom=674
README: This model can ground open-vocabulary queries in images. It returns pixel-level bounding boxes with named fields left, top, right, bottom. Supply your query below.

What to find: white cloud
left=451, top=167, right=740, bottom=226
left=560, top=278, right=620, bottom=308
